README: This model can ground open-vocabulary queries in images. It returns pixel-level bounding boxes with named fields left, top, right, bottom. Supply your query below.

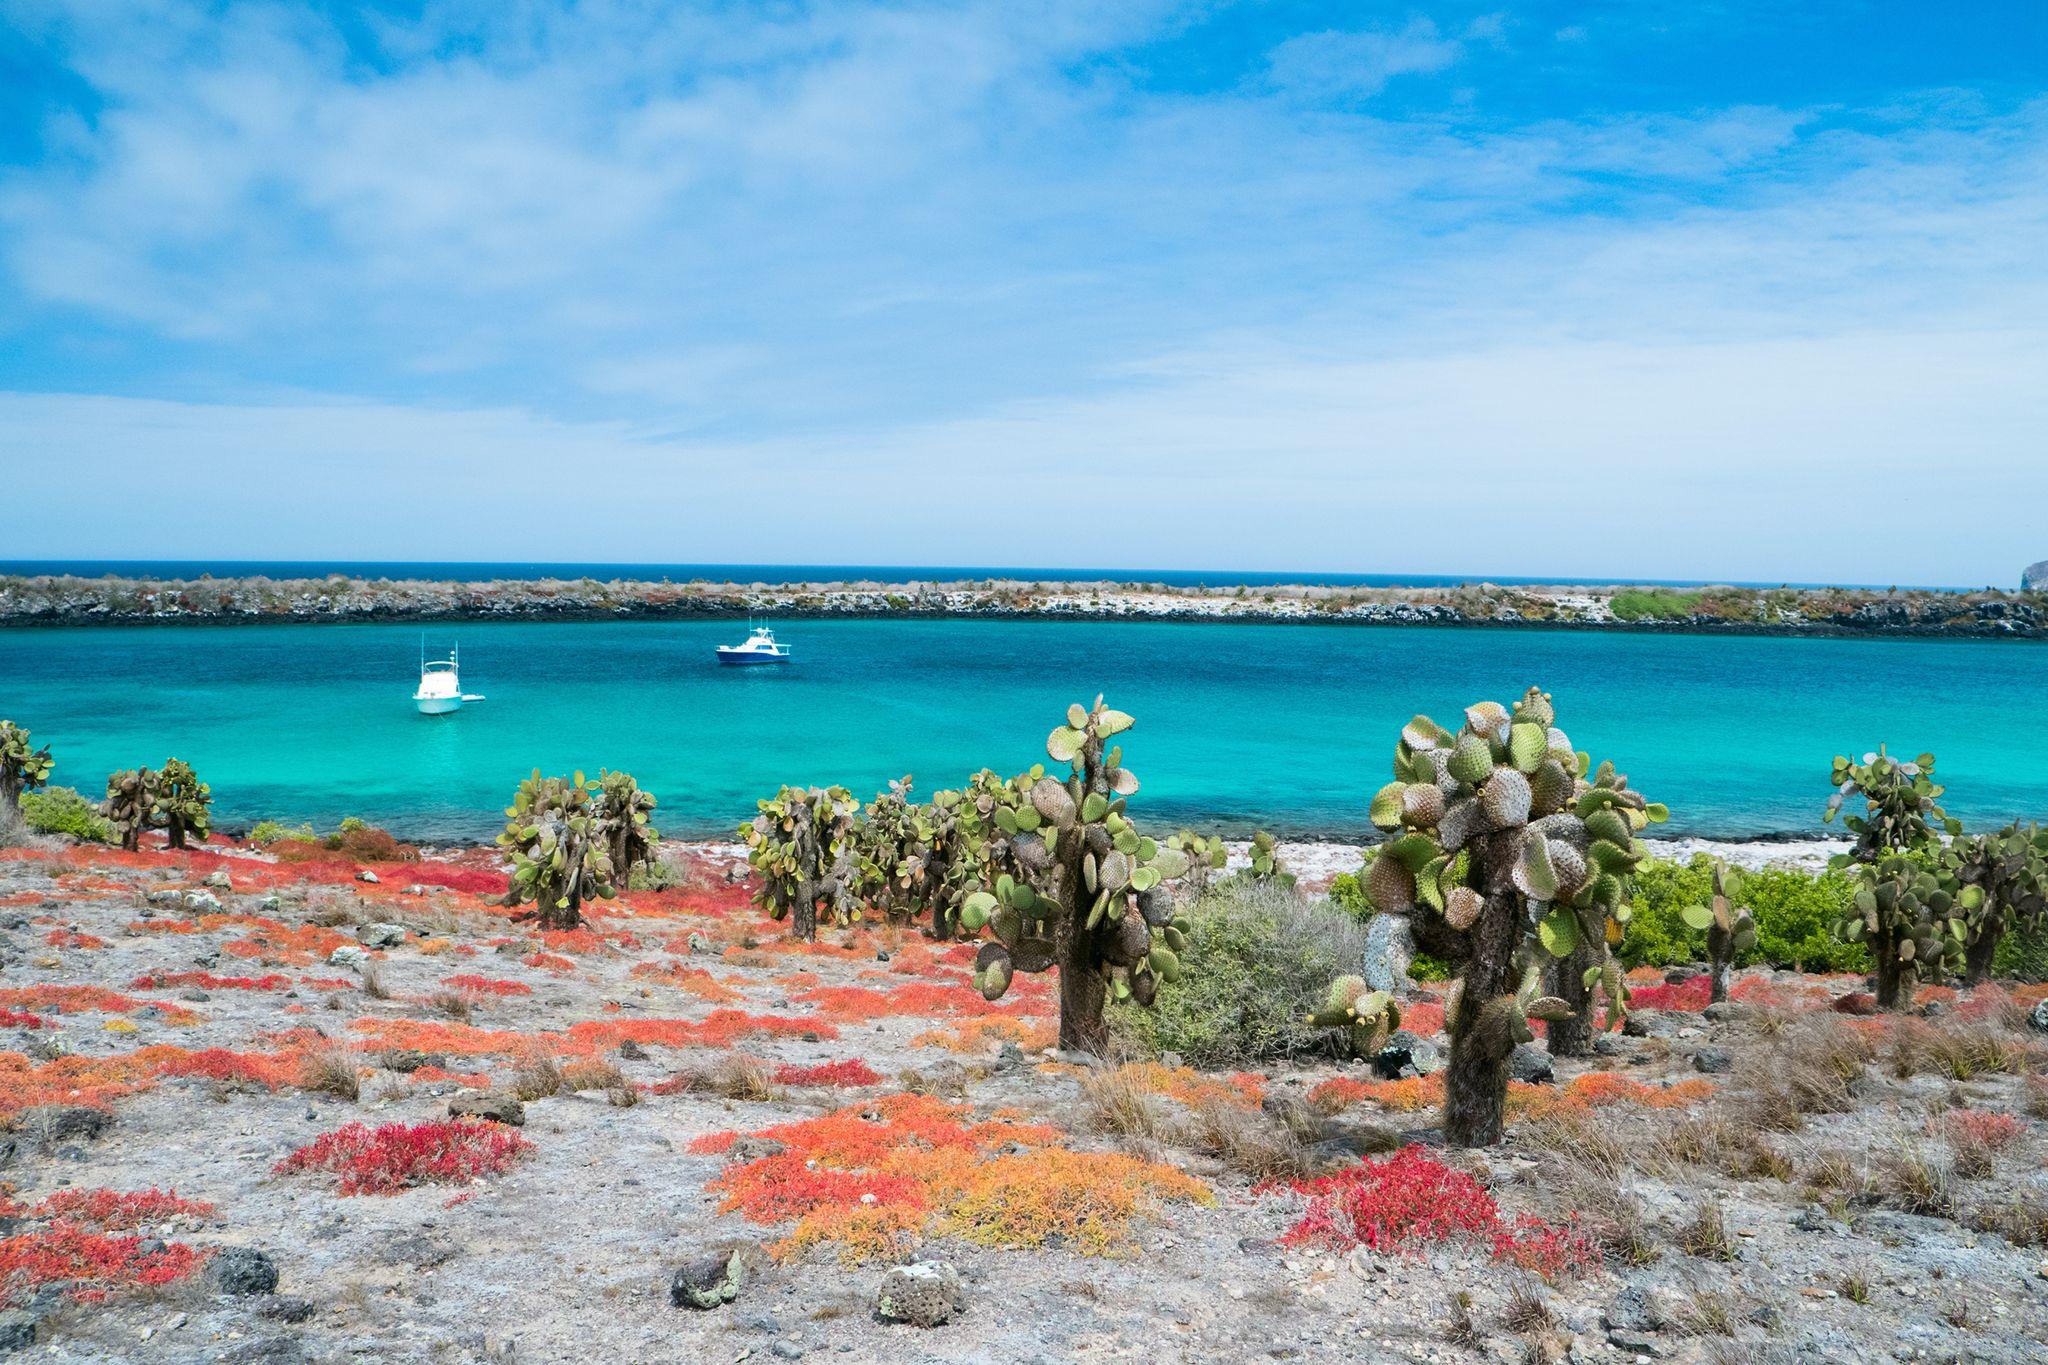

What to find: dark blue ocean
left=0, top=617, right=2041, bottom=843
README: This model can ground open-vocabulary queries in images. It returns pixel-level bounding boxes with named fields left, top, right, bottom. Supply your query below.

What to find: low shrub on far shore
left=1111, top=879, right=1366, bottom=1068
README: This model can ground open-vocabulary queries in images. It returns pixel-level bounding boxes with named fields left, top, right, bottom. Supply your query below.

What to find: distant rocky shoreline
left=3, top=572, right=2045, bottom=637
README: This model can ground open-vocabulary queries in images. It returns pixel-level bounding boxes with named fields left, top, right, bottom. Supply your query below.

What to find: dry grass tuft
left=299, top=1048, right=361, bottom=1101
left=1677, top=1195, right=1734, bottom=1261
left=1679, top=1289, right=1737, bottom=1337
left=560, top=1058, right=628, bottom=1093
left=429, top=990, right=473, bottom=1022
left=510, top=1055, right=565, bottom=1102
left=1875, top=1142, right=1954, bottom=1218
left=358, top=962, right=391, bottom=1001
left=1442, top=1290, right=1484, bottom=1352
left=1180, top=1093, right=1321, bottom=1183
left=1965, top=1189, right=2048, bottom=1247
left=1889, top=1020, right=2035, bottom=1081
left=1500, top=1281, right=1554, bottom=1334
left=1081, top=1066, right=1171, bottom=1143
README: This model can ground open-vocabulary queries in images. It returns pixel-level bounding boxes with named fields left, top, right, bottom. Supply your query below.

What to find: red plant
left=523, top=952, right=576, bottom=974
left=0, top=1227, right=207, bottom=1307
left=441, top=974, right=532, bottom=997
left=0, top=1008, right=43, bottom=1030
left=1622, top=976, right=1713, bottom=1013
left=1265, top=1146, right=1596, bottom=1282
left=131, top=971, right=291, bottom=992
left=773, top=1059, right=883, bottom=1088
left=32, top=1188, right=215, bottom=1232
left=45, top=929, right=106, bottom=950
left=275, top=1119, right=533, bottom=1196
left=1943, top=1110, right=2024, bottom=1150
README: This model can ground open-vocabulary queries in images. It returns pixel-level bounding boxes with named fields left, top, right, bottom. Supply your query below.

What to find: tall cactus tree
left=1946, top=823, right=2048, bottom=985
left=853, top=776, right=933, bottom=924
left=1681, top=860, right=1757, bottom=1004
left=0, top=721, right=55, bottom=816
left=155, top=758, right=212, bottom=850
left=102, top=768, right=160, bottom=851
left=742, top=785, right=860, bottom=941
left=1366, top=687, right=1666, bottom=1147
left=596, top=769, right=660, bottom=880
left=1824, top=747, right=1967, bottom=1009
left=917, top=787, right=983, bottom=940
left=960, top=699, right=1192, bottom=1055
left=500, top=770, right=617, bottom=931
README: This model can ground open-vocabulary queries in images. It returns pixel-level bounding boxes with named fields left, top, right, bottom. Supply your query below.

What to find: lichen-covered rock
left=16, top=1105, right=112, bottom=1143
left=356, top=922, right=404, bottom=947
left=1359, top=911, right=1414, bottom=995
left=1507, top=1043, right=1553, bottom=1085
left=670, top=1250, right=745, bottom=1309
left=0, top=1309, right=39, bottom=1354
left=208, top=1247, right=280, bottom=1296
left=448, top=1095, right=525, bottom=1126
left=875, top=1260, right=965, bottom=1328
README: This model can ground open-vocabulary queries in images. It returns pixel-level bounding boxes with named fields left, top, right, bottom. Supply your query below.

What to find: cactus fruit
left=1308, top=975, right=1403, bottom=1057
left=1680, top=861, right=1757, bottom=1004
left=154, top=758, right=212, bottom=849
left=958, top=698, right=1192, bottom=1054
left=1824, top=747, right=1967, bottom=1009
left=499, top=770, right=617, bottom=931
left=0, top=721, right=54, bottom=814
left=1949, top=823, right=2048, bottom=985
left=102, top=768, right=160, bottom=852
left=741, top=784, right=860, bottom=941
left=1366, top=686, right=1666, bottom=1147
left=596, top=770, right=660, bottom=879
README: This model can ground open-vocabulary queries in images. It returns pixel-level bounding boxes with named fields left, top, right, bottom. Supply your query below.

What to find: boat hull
left=716, top=651, right=788, bottom=666
left=415, top=695, right=463, bottom=714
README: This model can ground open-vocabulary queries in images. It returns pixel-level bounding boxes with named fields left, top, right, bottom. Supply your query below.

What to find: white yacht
left=414, top=643, right=486, bottom=714
left=716, top=625, right=792, bottom=666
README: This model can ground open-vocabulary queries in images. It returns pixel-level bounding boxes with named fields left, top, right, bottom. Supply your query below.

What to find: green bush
left=1995, top=921, right=2048, bottom=982
left=1609, top=588, right=1704, bottom=622
left=1109, top=878, right=1365, bottom=1068
left=19, top=786, right=113, bottom=843
left=1622, top=856, right=1866, bottom=974
left=249, top=819, right=318, bottom=845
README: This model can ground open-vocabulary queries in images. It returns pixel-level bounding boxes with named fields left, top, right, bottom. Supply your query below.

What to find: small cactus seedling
left=1949, top=823, right=2048, bottom=984
left=1309, top=975, right=1403, bottom=1056
left=1366, top=686, right=1666, bottom=1147
left=0, top=721, right=54, bottom=814
left=103, top=768, right=159, bottom=851
left=499, top=770, right=617, bottom=931
left=1680, top=861, right=1757, bottom=1004
left=155, top=758, right=212, bottom=850
left=742, top=784, right=860, bottom=941
left=596, top=770, right=660, bottom=880
left=959, top=699, right=1192, bottom=1055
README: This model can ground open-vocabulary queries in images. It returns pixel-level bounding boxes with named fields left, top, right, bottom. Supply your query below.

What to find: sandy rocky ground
left=2, top=835, right=2046, bottom=1365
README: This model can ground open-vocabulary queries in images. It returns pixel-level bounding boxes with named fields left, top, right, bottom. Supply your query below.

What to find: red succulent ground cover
left=1265, top=1146, right=1597, bottom=1282
left=0, top=1187, right=214, bottom=1307
left=0, top=1008, right=44, bottom=1030
left=1624, top=976, right=1714, bottom=1013
left=131, top=970, right=292, bottom=992
left=45, top=929, right=107, bottom=950
left=441, top=974, right=532, bottom=997
left=1941, top=1109, right=2024, bottom=1149
left=275, top=1119, right=533, bottom=1196
left=523, top=951, right=577, bottom=974
left=773, top=1059, right=884, bottom=1088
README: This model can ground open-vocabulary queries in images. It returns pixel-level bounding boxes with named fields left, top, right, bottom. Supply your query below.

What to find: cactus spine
left=1366, top=687, right=1666, bottom=1146
left=1949, top=823, right=2048, bottom=985
left=742, top=784, right=859, bottom=941
left=0, top=721, right=54, bottom=815
left=499, top=770, right=617, bottom=931
left=155, top=758, right=212, bottom=850
left=1680, top=861, right=1757, bottom=1004
left=959, top=699, right=1191, bottom=1055
left=1824, top=747, right=1966, bottom=1009
left=596, top=769, right=660, bottom=879
left=102, top=768, right=159, bottom=851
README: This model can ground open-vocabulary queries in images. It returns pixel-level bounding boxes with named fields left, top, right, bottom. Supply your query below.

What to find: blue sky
left=2, top=1, right=2044, bottom=584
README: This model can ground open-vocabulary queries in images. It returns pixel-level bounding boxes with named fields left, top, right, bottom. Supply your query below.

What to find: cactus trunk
left=1707, top=926, right=1732, bottom=1004
left=1963, top=931, right=1998, bottom=986
left=1443, top=831, right=1522, bottom=1148
left=1545, top=939, right=1595, bottom=1058
left=1872, top=926, right=1914, bottom=1010
left=1055, top=874, right=1109, bottom=1054
left=792, top=877, right=820, bottom=942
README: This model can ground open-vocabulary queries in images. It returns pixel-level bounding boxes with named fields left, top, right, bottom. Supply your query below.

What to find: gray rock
left=993, top=1043, right=1027, bottom=1073
left=1507, top=1043, right=1553, bottom=1084
left=258, top=894, right=282, bottom=912
left=2023, top=559, right=2048, bottom=592
left=377, top=1048, right=443, bottom=1073
left=687, top=932, right=713, bottom=955
left=183, top=890, right=223, bottom=913
left=204, top=871, right=234, bottom=890
left=1604, top=1284, right=1665, bottom=1333
left=728, top=1136, right=788, bottom=1162
left=875, top=1260, right=965, bottom=1328
left=617, top=1040, right=649, bottom=1061
left=449, top=1095, right=526, bottom=1126
left=355, top=922, right=404, bottom=947
left=770, top=1344, right=804, bottom=1360
left=374, top=1231, right=458, bottom=1268
left=207, top=1247, right=279, bottom=1296
left=0, top=1310, right=37, bottom=1354
left=328, top=945, right=369, bottom=967
left=145, top=888, right=183, bottom=905
left=1622, top=1009, right=1678, bottom=1038
left=1387, top=1028, right=1441, bottom=1075
left=670, top=1250, right=746, bottom=1309
left=1701, top=1000, right=1751, bottom=1023
left=2029, top=999, right=2048, bottom=1033
left=404, top=884, right=429, bottom=896
left=1050, top=1049, right=1104, bottom=1069
left=260, top=1296, right=315, bottom=1324
left=1321, top=1119, right=1402, bottom=1156
left=1692, top=1048, right=1734, bottom=1074
left=16, top=1104, right=112, bottom=1143
left=355, top=869, right=380, bottom=884
left=1360, top=912, right=1414, bottom=995
left=1792, top=1205, right=1849, bottom=1236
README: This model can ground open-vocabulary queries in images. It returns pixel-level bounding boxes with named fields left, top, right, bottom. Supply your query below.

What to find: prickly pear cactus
left=1824, top=746, right=1960, bottom=856
left=155, top=758, right=212, bottom=850
left=1246, top=831, right=1295, bottom=888
left=1681, top=860, right=1757, bottom=1003
left=102, top=767, right=160, bottom=852
left=0, top=721, right=54, bottom=813
left=499, top=770, right=618, bottom=931
left=1949, top=823, right=2048, bottom=984
left=1366, top=686, right=1667, bottom=1147
left=1837, top=853, right=1976, bottom=1008
left=917, top=787, right=985, bottom=940
left=1309, top=975, right=1403, bottom=1057
left=596, top=769, right=660, bottom=879
left=1163, top=830, right=1229, bottom=893
left=959, top=699, right=1192, bottom=1055
left=741, top=784, right=859, bottom=941
left=853, top=776, right=934, bottom=924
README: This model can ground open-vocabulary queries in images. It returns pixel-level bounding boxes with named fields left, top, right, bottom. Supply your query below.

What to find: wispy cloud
left=1, top=1, right=2043, bottom=582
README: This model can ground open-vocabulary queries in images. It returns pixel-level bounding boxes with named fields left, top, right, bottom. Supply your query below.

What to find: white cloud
left=1262, top=19, right=1465, bottom=100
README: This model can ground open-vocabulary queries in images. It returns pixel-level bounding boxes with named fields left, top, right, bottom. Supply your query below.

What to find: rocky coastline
left=3, top=572, right=2045, bottom=637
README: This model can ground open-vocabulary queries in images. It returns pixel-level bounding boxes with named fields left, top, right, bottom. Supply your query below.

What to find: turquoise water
left=0, top=619, right=2042, bottom=842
